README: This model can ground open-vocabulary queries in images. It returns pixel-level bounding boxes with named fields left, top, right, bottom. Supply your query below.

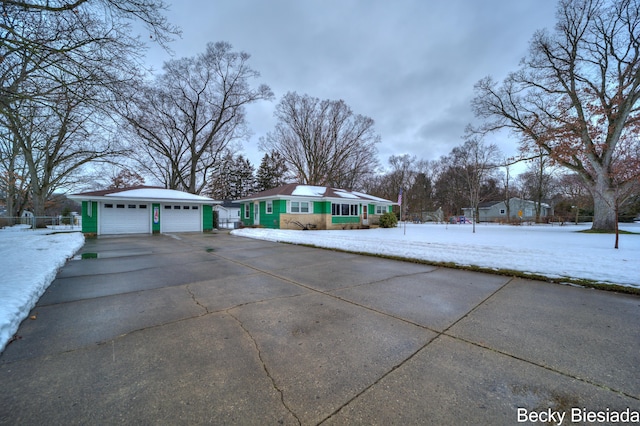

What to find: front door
left=362, top=204, right=368, bottom=225
left=253, top=202, right=260, bottom=226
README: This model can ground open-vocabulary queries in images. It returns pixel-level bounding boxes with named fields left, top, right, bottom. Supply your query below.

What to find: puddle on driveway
left=72, top=250, right=153, bottom=260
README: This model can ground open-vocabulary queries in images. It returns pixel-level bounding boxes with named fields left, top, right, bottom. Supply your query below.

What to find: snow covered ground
left=1, top=222, right=637, bottom=353
left=232, top=222, right=640, bottom=288
left=0, top=226, right=84, bottom=353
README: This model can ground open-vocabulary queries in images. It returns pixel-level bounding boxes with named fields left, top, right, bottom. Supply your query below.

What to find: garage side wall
left=82, top=201, right=98, bottom=234
left=203, top=205, right=213, bottom=231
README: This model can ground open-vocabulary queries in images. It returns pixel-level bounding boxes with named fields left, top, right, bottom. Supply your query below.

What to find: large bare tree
left=260, top=92, right=380, bottom=190
left=123, top=42, right=273, bottom=194
left=1, top=0, right=177, bottom=221
left=2, top=80, right=125, bottom=221
left=471, top=0, right=640, bottom=231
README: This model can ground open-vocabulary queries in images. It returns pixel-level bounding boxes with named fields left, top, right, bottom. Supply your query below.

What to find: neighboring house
left=68, top=186, right=221, bottom=235
left=216, top=200, right=242, bottom=229
left=462, top=198, right=554, bottom=223
left=238, top=183, right=395, bottom=230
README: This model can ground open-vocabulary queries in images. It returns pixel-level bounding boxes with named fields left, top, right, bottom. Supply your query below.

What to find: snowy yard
left=0, top=221, right=638, bottom=353
left=0, top=226, right=84, bottom=353
left=232, top=222, right=640, bottom=288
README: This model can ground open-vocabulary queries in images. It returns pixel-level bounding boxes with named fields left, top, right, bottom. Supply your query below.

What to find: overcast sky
left=142, top=1, right=559, bottom=172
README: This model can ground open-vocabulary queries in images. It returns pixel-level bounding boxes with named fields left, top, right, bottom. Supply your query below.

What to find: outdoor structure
left=68, top=186, right=221, bottom=235
left=215, top=200, right=243, bottom=229
left=462, top=198, right=554, bottom=223
left=238, top=184, right=395, bottom=230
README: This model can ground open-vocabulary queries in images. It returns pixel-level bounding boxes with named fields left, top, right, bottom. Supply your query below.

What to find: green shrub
left=379, top=211, right=398, bottom=228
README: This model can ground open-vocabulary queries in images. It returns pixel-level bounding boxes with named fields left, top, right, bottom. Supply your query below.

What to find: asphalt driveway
left=0, top=231, right=638, bottom=425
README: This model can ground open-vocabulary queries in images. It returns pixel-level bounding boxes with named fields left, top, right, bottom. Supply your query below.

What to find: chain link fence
left=0, top=216, right=81, bottom=230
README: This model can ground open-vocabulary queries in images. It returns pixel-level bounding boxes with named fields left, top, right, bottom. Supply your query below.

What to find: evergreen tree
left=232, top=155, right=256, bottom=199
left=207, top=153, right=256, bottom=200
left=256, top=151, right=288, bottom=192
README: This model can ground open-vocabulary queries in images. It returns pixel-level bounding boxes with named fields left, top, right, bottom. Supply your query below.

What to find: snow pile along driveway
left=0, top=227, right=84, bottom=353
left=232, top=222, right=640, bottom=289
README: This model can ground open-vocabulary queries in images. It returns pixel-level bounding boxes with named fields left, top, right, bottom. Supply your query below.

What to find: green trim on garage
left=81, top=201, right=98, bottom=234
left=203, top=205, right=213, bottom=231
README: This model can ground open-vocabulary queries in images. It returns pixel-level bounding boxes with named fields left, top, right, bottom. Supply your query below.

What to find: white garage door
left=100, top=202, right=150, bottom=234
left=161, top=204, right=201, bottom=233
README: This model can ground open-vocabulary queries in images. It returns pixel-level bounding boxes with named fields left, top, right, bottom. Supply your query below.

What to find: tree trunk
left=590, top=184, right=617, bottom=232
left=31, top=189, right=48, bottom=228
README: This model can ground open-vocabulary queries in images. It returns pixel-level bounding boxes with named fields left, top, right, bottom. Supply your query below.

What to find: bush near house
left=379, top=212, right=398, bottom=228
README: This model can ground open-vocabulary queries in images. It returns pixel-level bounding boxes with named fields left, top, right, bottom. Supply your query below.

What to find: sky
left=140, top=1, right=559, bottom=172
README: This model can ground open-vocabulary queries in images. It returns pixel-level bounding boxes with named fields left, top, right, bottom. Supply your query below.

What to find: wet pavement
left=0, top=231, right=638, bottom=425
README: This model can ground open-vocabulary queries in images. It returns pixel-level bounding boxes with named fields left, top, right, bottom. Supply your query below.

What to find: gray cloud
left=144, top=0, right=558, bottom=171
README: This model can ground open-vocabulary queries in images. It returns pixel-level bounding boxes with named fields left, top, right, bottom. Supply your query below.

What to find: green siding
left=260, top=200, right=281, bottom=229
left=332, top=216, right=360, bottom=224
left=81, top=201, right=98, bottom=234
left=152, top=204, right=160, bottom=233
left=314, top=201, right=331, bottom=214
left=202, top=205, right=213, bottom=231
left=239, top=203, right=248, bottom=226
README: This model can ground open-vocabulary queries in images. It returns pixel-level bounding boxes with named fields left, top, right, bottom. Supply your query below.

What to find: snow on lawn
left=0, top=226, right=84, bottom=353
left=232, top=222, right=640, bottom=288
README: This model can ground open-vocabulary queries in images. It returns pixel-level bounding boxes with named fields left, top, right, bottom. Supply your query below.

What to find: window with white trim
left=375, top=205, right=385, bottom=214
left=244, top=203, right=250, bottom=219
left=291, top=201, right=311, bottom=213
left=266, top=201, right=273, bottom=214
left=332, top=203, right=359, bottom=216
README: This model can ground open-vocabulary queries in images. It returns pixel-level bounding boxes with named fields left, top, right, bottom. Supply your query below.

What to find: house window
left=105, top=204, right=113, bottom=208
left=500, top=209, right=506, bottom=215
left=116, top=204, right=125, bottom=209
left=174, top=206, right=181, bottom=210
left=375, top=205, right=385, bottom=214
left=291, top=201, right=311, bottom=213
left=139, top=205, right=147, bottom=209
left=332, top=203, right=359, bottom=216
left=128, top=204, right=136, bottom=209
left=164, top=205, right=172, bottom=209
left=244, top=204, right=250, bottom=219
left=192, top=206, right=198, bottom=210
left=266, top=201, right=273, bottom=214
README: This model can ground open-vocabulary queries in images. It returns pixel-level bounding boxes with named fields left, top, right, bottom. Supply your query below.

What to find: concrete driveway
left=0, top=231, right=638, bottom=425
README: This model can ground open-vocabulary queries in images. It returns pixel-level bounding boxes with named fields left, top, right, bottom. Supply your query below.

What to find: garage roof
left=69, top=186, right=221, bottom=205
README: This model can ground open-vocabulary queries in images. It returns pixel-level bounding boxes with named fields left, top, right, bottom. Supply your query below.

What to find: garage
left=161, top=204, right=201, bottom=233
left=100, top=202, right=150, bottom=235
left=70, top=186, right=220, bottom=236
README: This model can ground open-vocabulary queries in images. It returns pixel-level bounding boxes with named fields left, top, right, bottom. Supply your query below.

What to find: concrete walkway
left=0, top=232, right=638, bottom=425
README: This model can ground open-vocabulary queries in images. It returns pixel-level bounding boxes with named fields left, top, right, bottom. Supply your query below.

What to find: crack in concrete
left=185, top=285, right=209, bottom=314
left=226, top=310, right=302, bottom=425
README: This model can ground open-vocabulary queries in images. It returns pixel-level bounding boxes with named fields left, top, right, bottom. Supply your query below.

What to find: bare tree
left=260, top=92, right=380, bottom=190
left=1, top=0, right=178, bottom=223
left=451, top=137, right=502, bottom=232
left=123, top=42, right=273, bottom=194
left=518, top=149, right=557, bottom=222
left=2, top=81, right=125, bottom=224
left=471, top=0, right=640, bottom=231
